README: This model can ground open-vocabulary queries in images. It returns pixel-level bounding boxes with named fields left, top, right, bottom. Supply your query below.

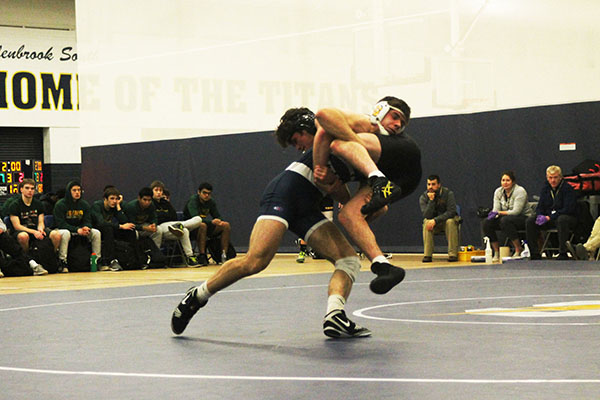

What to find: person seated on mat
left=54, top=180, right=102, bottom=272
left=150, top=180, right=202, bottom=267
left=526, top=165, right=578, bottom=260
left=482, top=171, right=534, bottom=261
left=184, top=182, right=231, bottom=266
left=419, top=174, right=460, bottom=262
left=566, top=215, right=600, bottom=261
left=91, top=186, right=137, bottom=271
left=7, top=179, right=61, bottom=273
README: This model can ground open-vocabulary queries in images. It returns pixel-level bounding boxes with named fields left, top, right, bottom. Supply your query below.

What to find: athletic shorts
left=257, top=170, right=328, bottom=241
left=377, top=133, right=422, bottom=199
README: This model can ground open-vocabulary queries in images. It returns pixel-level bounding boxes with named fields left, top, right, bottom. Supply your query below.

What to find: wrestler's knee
left=239, top=254, right=269, bottom=276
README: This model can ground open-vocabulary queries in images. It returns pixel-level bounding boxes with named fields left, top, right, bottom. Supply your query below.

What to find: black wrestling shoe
left=361, top=176, right=402, bottom=215
left=171, top=286, right=207, bottom=335
left=323, top=309, right=371, bottom=338
left=369, top=262, right=406, bottom=295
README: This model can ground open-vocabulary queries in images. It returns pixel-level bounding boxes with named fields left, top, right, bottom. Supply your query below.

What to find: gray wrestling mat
left=1, top=260, right=599, bottom=399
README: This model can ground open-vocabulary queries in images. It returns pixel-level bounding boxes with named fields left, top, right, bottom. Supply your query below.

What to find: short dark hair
left=378, top=96, right=411, bottom=123
left=20, top=178, right=36, bottom=189
left=427, top=174, right=440, bottom=183
left=501, top=170, right=516, bottom=182
left=103, top=187, right=120, bottom=199
left=198, top=182, right=213, bottom=192
left=275, top=107, right=316, bottom=148
left=138, top=187, right=153, bottom=198
left=150, top=180, right=165, bottom=190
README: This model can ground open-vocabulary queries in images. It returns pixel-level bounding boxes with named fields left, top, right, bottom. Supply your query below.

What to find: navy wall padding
left=82, top=101, right=600, bottom=252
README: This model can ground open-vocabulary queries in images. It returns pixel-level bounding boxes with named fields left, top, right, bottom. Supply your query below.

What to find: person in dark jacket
left=150, top=180, right=201, bottom=267
left=54, top=180, right=102, bottom=272
left=91, top=186, right=136, bottom=271
left=526, top=165, right=578, bottom=260
left=419, top=175, right=460, bottom=262
left=184, top=182, right=231, bottom=266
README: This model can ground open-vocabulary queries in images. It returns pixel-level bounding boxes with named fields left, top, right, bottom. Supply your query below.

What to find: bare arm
left=313, top=108, right=374, bottom=169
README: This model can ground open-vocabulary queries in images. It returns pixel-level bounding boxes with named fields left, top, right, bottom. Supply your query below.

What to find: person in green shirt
left=91, top=186, right=136, bottom=271
left=123, top=187, right=161, bottom=245
left=54, top=180, right=101, bottom=272
left=184, top=182, right=231, bottom=266
left=8, top=179, right=61, bottom=256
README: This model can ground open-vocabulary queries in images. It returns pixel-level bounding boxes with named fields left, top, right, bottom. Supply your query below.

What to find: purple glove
left=487, top=211, right=498, bottom=220
left=535, top=215, right=548, bottom=226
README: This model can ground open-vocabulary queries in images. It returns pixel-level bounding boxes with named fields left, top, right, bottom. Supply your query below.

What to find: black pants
left=526, top=214, right=578, bottom=255
left=98, top=225, right=137, bottom=263
left=0, top=232, right=33, bottom=276
left=482, top=215, right=526, bottom=243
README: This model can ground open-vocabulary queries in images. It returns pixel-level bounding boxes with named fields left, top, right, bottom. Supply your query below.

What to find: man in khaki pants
left=419, top=175, right=460, bottom=262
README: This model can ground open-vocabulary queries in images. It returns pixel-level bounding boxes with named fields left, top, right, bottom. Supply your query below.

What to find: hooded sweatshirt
left=53, top=181, right=92, bottom=232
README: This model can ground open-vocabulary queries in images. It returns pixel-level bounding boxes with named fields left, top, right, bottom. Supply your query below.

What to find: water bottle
left=90, top=252, right=98, bottom=272
left=484, top=237, right=493, bottom=263
left=521, top=241, right=530, bottom=259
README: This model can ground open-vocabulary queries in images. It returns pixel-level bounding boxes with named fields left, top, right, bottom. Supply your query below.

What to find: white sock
left=373, top=255, right=389, bottom=264
left=368, top=170, right=385, bottom=179
left=195, top=281, right=213, bottom=302
left=327, top=294, right=346, bottom=314
left=29, top=259, right=39, bottom=268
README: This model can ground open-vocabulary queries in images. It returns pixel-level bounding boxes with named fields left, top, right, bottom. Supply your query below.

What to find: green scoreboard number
left=0, top=160, right=43, bottom=197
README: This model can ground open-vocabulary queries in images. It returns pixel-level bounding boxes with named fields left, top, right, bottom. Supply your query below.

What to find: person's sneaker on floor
left=98, top=265, right=111, bottom=271
left=31, top=260, right=48, bottom=276
left=323, top=309, right=371, bottom=338
left=566, top=240, right=589, bottom=260
left=58, top=259, right=69, bottom=273
left=296, top=250, right=306, bottom=263
left=448, top=255, right=458, bottom=262
left=168, top=223, right=185, bottom=238
left=369, top=262, right=405, bottom=294
left=556, top=252, right=570, bottom=261
left=575, top=243, right=591, bottom=260
left=109, top=259, right=123, bottom=271
left=360, top=176, right=402, bottom=215
left=0, top=268, right=4, bottom=278
left=186, top=255, right=201, bottom=268
left=422, top=256, right=432, bottom=263
left=197, top=253, right=209, bottom=266
left=171, top=286, right=208, bottom=335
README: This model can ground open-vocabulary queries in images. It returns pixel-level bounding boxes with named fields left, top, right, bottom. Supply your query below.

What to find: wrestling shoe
left=296, top=250, right=306, bottom=263
left=171, top=286, right=207, bottom=335
left=369, top=262, right=406, bottom=295
left=360, top=176, right=402, bottom=215
left=168, top=223, right=185, bottom=238
left=323, top=309, right=371, bottom=338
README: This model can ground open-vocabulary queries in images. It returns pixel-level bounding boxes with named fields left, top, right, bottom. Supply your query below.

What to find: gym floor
left=1, top=254, right=599, bottom=399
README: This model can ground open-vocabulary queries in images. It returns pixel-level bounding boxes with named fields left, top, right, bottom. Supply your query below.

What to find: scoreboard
left=0, top=159, right=43, bottom=197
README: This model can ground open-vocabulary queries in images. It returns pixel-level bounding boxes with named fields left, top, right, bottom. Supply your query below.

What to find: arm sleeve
left=492, top=188, right=502, bottom=212
left=419, top=193, right=436, bottom=219
left=434, top=190, right=458, bottom=223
